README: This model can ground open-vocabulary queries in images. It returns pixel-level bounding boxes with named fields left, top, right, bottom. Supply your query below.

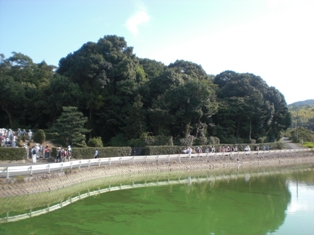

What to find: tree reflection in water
left=1, top=165, right=314, bottom=235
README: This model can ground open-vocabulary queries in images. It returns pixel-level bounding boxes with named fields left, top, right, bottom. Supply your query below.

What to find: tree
left=57, top=35, right=144, bottom=138
left=33, top=129, right=46, bottom=144
left=0, top=52, right=55, bottom=128
left=51, top=106, right=89, bottom=147
left=213, top=71, right=290, bottom=143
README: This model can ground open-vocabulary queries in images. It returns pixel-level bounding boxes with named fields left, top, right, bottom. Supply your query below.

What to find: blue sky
left=1, top=0, right=313, bottom=104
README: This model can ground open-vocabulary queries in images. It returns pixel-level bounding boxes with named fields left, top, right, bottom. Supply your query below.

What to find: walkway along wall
left=0, top=150, right=314, bottom=198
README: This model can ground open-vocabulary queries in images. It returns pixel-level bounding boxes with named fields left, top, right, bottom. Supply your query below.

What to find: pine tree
left=52, top=106, right=89, bottom=147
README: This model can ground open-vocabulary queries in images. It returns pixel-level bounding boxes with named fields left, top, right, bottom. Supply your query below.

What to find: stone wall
left=1, top=151, right=314, bottom=197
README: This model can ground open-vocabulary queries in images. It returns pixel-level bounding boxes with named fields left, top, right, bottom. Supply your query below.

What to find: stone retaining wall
left=1, top=151, right=314, bottom=197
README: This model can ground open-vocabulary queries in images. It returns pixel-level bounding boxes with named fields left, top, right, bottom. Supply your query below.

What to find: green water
left=1, top=166, right=314, bottom=235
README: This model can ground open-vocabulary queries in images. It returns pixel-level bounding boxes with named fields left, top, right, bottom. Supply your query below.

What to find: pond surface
left=1, top=165, right=314, bottom=235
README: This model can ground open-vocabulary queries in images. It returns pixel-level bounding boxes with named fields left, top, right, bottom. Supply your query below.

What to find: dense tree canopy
left=212, top=71, right=291, bottom=143
left=0, top=35, right=292, bottom=146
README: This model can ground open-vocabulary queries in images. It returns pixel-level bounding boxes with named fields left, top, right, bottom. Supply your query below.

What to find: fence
left=0, top=148, right=312, bottom=179
left=1, top=165, right=313, bottom=224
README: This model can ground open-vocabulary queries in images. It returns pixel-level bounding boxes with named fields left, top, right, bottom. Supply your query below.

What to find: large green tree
left=0, top=52, right=55, bottom=128
left=57, top=35, right=146, bottom=139
left=51, top=106, right=89, bottom=147
left=213, top=71, right=291, bottom=143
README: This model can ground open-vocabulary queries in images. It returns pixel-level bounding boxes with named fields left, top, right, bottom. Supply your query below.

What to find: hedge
left=0, top=142, right=286, bottom=161
left=0, top=148, right=26, bottom=161
left=50, top=146, right=132, bottom=159
left=144, top=146, right=183, bottom=155
left=143, top=142, right=286, bottom=155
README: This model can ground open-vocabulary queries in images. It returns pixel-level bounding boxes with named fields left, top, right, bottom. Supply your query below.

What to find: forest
left=0, top=35, right=292, bottom=147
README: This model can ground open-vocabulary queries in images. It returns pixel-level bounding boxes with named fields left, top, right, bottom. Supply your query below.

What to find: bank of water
left=1, top=164, right=314, bottom=235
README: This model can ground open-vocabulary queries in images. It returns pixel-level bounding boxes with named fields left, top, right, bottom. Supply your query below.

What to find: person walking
left=31, top=146, right=37, bottom=163
left=44, top=145, right=50, bottom=159
left=67, top=145, right=72, bottom=161
left=94, top=148, right=99, bottom=158
left=28, top=130, right=32, bottom=142
left=56, top=147, right=62, bottom=162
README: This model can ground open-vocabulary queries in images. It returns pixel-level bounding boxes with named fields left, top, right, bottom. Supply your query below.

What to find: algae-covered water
left=1, top=166, right=314, bottom=235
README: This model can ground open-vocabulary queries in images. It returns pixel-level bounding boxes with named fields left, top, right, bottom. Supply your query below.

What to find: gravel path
left=282, top=137, right=306, bottom=149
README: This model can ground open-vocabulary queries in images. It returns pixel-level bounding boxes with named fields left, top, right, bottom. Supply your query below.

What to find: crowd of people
left=182, top=144, right=270, bottom=154
left=0, top=128, right=73, bottom=163
left=182, top=145, right=239, bottom=154
left=0, top=128, right=33, bottom=147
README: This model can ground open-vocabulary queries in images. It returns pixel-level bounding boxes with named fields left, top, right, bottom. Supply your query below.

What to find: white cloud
left=125, top=10, right=150, bottom=36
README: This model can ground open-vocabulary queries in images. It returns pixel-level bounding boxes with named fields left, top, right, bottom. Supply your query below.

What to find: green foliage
left=87, top=137, right=103, bottom=147
left=194, top=136, right=208, bottom=145
left=303, top=142, right=314, bottom=148
left=179, top=135, right=196, bottom=146
left=212, top=71, right=291, bottom=143
left=108, top=133, right=129, bottom=146
left=51, top=106, right=89, bottom=147
left=144, top=146, right=182, bottom=155
left=290, top=127, right=313, bottom=143
left=71, top=147, right=132, bottom=159
left=128, top=133, right=173, bottom=147
left=208, top=136, right=220, bottom=145
left=289, top=101, right=314, bottom=132
left=257, top=137, right=267, bottom=143
left=0, top=148, right=25, bottom=161
left=33, top=129, right=46, bottom=144
left=0, top=36, right=292, bottom=148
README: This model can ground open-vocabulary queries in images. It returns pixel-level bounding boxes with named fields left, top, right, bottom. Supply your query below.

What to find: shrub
left=72, top=147, right=132, bottom=159
left=303, top=142, right=314, bottom=148
left=208, top=136, right=220, bottom=145
left=88, top=137, right=103, bottom=147
left=144, top=146, right=182, bottom=155
left=179, top=135, right=195, bottom=146
left=194, top=136, right=208, bottom=145
left=128, top=134, right=173, bottom=147
left=0, top=148, right=25, bottom=161
left=33, top=129, right=46, bottom=144
left=257, top=137, right=267, bottom=143
left=109, top=133, right=128, bottom=146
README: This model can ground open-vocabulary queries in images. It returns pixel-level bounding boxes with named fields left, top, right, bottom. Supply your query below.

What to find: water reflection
left=0, top=164, right=314, bottom=235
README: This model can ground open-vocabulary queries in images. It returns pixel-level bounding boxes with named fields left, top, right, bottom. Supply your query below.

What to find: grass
left=15, top=175, right=25, bottom=183
left=303, top=142, right=314, bottom=148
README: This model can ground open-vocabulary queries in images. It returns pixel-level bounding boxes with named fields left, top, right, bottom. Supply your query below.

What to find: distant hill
left=289, top=99, right=314, bottom=107
left=288, top=99, right=314, bottom=132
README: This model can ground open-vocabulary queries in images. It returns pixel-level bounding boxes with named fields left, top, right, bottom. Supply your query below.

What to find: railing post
left=6, top=167, right=9, bottom=179
left=178, top=154, right=181, bottom=163
left=132, top=156, right=135, bottom=164
left=61, top=163, right=64, bottom=171
left=120, top=157, right=122, bottom=165
left=88, top=160, right=91, bottom=169
left=109, top=158, right=111, bottom=166
left=70, top=162, right=73, bottom=170
left=98, top=159, right=101, bottom=167
left=47, top=164, right=51, bottom=173
left=79, top=161, right=82, bottom=169
left=30, top=166, right=33, bottom=175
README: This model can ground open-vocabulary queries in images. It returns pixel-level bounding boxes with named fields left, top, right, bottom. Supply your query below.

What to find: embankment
left=1, top=151, right=314, bottom=197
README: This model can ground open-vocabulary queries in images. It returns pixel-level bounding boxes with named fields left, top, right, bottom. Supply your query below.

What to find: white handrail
left=0, top=149, right=312, bottom=179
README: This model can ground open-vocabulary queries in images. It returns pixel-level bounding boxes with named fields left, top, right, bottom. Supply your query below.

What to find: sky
left=1, top=0, right=313, bottom=105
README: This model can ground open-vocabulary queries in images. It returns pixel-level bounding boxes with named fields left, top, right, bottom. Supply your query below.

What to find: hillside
left=288, top=99, right=314, bottom=131
left=289, top=99, right=314, bottom=107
